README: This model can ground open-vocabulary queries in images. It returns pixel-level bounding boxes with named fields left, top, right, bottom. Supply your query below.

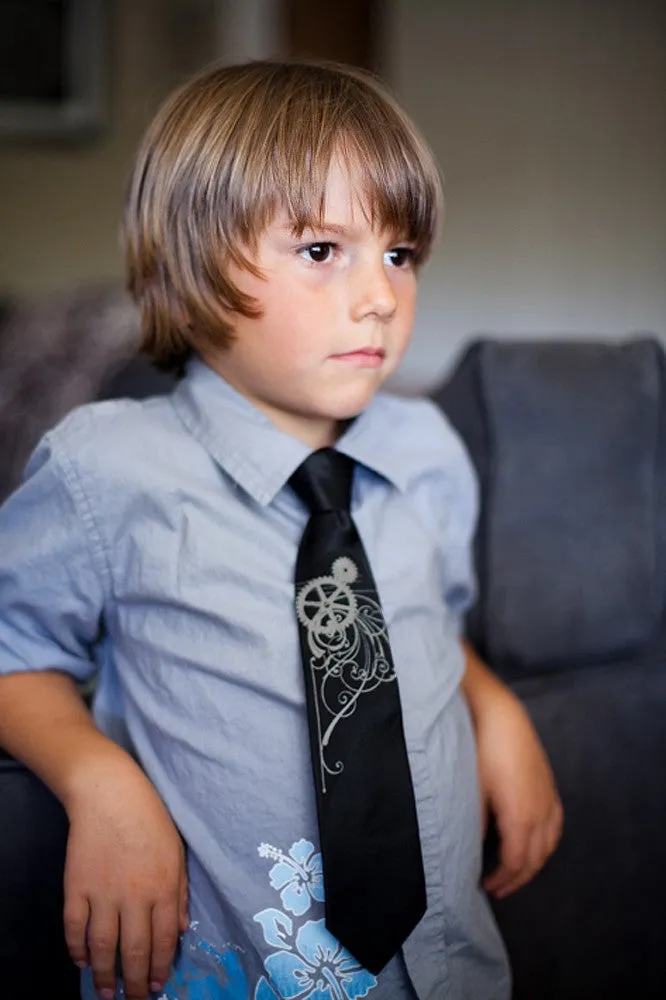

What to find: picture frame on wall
left=0, top=0, right=106, bottom=139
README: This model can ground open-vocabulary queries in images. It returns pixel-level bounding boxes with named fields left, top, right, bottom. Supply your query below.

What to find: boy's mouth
left=331, top=347, right=386, bottom=368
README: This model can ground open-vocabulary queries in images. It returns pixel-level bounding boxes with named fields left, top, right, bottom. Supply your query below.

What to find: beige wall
left=0, top=0, right=218, bottom=299
left=0, top=0, right=664, bottom=390
left=388, top=0, right=666, bottom=387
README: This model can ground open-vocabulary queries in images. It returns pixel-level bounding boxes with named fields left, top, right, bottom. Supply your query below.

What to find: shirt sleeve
left=0, top=433, right=105, bottom=682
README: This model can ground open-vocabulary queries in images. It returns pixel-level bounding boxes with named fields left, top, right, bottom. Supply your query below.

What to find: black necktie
left=289, top=448, right=427, bottom=975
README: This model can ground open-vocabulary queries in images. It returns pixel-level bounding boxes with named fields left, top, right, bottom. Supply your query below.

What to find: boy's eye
left=385, top=247, right=415, bottom=268
left=300, top=242, right=336, bottom=264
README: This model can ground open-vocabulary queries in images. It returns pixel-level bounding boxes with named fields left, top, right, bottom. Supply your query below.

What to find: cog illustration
left=296, top=572, right=358, bottom=635
left=331, top=557, right=358, bottom=584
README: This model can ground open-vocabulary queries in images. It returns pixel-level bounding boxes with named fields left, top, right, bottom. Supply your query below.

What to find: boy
left=0, top=61, right=561, bottom=1000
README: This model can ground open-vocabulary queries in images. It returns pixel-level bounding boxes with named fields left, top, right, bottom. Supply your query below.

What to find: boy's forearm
left=460, top=640, right=513, bottom=724
left=0, top=670, right=141, bottom=811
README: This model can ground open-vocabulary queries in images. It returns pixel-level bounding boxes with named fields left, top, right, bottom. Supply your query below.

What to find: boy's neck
left=199, top=352, right=349, bottom=449
left=259, top=406, right=355, bottom=449
left=277, top=413, right=344, bottom=450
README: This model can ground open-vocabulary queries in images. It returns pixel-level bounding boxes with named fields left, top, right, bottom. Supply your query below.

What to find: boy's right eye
left=299, top=242, right=336, bottom=264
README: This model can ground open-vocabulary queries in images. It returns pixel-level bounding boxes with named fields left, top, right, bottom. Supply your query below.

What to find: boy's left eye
left=299, top=242, right=336, bottom=264
left=385, top=247, right=415, bottom=268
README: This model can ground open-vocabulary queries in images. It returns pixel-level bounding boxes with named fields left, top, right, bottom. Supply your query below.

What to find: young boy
left=0, top=61, right=561, bottom=1000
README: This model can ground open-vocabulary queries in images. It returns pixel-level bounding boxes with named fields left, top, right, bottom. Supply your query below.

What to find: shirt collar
left=171, top=356, right=411, bottom=506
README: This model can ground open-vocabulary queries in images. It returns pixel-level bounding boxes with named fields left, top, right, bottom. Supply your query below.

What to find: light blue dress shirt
left=0, top=358, right=510, bottom=1000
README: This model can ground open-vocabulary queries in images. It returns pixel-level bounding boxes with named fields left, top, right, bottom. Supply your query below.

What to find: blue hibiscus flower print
left=254, top=979, right=281, bottom=1000
left=163, top=955, right=229, bottom=1000
left=254, top=918, right=376, bottom=1000
left=162, top=926, right=250, bottom=1000
left=258, top=840, right=325, bottom=916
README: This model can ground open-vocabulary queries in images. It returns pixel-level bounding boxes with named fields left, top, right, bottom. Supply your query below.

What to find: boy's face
left=201, top=159, right=418, bottom=447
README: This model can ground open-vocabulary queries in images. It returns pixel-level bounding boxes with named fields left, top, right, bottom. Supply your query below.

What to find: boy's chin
left=323, top=377, right=386, bottom=420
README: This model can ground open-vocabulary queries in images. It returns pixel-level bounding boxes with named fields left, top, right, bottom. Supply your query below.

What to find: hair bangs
left=217, top=62, right=442, bottom=267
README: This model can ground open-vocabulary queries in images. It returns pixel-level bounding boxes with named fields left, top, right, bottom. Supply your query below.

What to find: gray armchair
left=434, top=337, right=666, bottom=1000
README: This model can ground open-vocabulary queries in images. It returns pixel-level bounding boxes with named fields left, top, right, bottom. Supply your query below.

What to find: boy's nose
left=350, top=263, right=397, bottom=323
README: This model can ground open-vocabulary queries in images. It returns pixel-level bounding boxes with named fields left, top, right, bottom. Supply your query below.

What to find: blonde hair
left=124, top=60, right=443, bottom=374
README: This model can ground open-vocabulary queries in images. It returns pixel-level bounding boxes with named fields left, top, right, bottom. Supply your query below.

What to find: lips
left=331, top=347, right=386, bottom=366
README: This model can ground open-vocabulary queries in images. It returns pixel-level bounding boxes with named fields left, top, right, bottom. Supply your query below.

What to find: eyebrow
left=278, top=222, right=355, bottom=237
left=278, top=221, right=412, bottom=242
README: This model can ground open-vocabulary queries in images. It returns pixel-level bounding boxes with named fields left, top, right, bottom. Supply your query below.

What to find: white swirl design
left=296, top=557, right=396, bottom=793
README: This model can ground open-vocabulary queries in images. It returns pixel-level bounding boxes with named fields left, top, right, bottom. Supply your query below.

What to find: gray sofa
left=435, top=337, right=666, bottom=1000
left=1, top=293, right=665, bottom=997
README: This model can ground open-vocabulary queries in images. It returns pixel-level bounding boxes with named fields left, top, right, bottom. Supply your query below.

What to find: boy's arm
left=0, top=669, right=188, bottom=1000
left=461, top=640, right=564, bottom=898
left=0, top=434, right=186, bottom=1000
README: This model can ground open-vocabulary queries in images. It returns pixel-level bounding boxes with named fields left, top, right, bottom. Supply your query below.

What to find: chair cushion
left=489, top=646, right=666, bottom=999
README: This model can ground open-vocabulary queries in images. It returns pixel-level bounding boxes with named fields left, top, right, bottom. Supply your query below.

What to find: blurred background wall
left=391, top=0, right=666, bottom=385
left=0, top=0, right=664, bottom=390
left=0, top=0, right=220, bottom=300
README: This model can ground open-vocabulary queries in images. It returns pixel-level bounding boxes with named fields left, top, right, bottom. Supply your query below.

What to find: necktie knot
left=289, top=448, right=355, bottom=514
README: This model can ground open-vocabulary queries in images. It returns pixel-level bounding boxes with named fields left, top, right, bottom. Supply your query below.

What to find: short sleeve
left=0, top=433, right=105, bottom=682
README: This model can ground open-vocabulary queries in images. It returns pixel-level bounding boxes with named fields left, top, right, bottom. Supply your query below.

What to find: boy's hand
left=475, top=688, right=563, bottom=899
left=63, top=762, right=189, bottom=1000
left=461, top=642, right=563, bottom=899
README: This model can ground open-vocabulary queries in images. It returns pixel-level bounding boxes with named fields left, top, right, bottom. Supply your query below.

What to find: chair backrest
left=0, top=283, right=140, bottom=503
left=433, top=336, right=666, bottom=680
